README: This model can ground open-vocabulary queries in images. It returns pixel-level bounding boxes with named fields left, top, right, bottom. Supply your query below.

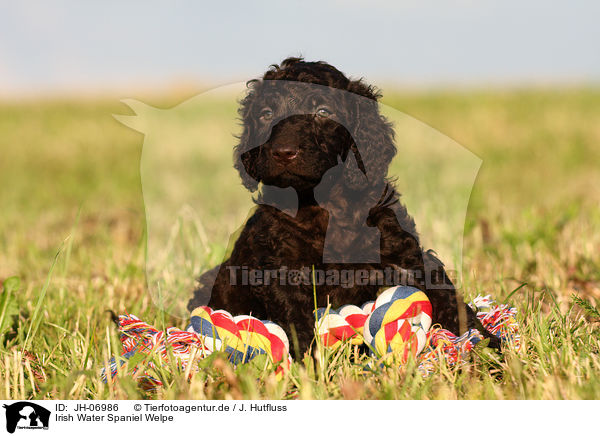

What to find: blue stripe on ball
left=225, top=346, right=245, bottom=364
left=390, top=286, right=420, bottom=301
left=242, top=346, right=266, bottom=363
left=367, top=301, right=393, bottom=336
left=190, top=315, right=220, bottom=340
left=314, top=307, right=338, bottom=321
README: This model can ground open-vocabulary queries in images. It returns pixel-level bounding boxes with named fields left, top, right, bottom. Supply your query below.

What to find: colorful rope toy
left=314, top=303, right=371, bottom=347
left=103, top=307, right=291, bottom=388
left=188, top=306, right=290, bottom=367
left=103, top=287, right=520, bottom=387
left=363, top=286, right=432, bottom=362
left=315, top=286, right=433, bottom=363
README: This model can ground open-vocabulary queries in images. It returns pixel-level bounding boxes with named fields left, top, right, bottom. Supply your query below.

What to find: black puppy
left=188, top=57, right=499, bottom=355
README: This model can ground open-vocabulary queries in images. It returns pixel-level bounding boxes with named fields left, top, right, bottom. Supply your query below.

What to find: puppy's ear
left=234, top=81, right=261, bottom=192
left=344, top=80, right=396, bottom=191
left=234, top=145, right=260, bottom=192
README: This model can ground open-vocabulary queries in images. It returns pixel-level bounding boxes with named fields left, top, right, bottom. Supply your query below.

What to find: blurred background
left=1, top=1, right=599, bottom=315
left=2, top=1, right=600, bottom=96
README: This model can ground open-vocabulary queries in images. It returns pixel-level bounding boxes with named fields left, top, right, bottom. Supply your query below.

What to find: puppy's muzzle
left=271, top=143, right=299, bottom=164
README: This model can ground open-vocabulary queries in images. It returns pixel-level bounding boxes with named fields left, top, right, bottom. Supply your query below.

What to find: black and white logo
left=2, top=402, right=50, bottom=433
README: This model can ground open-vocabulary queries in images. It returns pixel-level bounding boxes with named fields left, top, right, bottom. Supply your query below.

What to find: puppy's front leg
left=371, top=207, right=501, bottom=349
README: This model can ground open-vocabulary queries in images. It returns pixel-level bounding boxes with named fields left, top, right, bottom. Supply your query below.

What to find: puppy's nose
left=271, top=144, right=298, bottom=163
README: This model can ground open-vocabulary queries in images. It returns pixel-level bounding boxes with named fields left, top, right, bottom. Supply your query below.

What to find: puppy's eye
left=259, top=108, right=273, bottom=121
left=316, top=106, right=332, bottom=118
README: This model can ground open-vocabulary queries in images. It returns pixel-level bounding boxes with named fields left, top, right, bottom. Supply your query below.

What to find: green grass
left=1, top=88, right=599, bottom=399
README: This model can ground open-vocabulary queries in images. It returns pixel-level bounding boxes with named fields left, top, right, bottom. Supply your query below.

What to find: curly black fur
left=188, top=57, right=500, bottom=356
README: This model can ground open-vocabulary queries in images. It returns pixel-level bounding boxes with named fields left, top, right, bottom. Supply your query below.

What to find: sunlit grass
left=0, top=88, right=599, bottom=399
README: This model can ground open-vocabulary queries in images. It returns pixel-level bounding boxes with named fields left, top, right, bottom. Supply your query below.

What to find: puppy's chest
left=245, top=205, right=381, bottom=267
left=250, top=205, right=328, bottom=265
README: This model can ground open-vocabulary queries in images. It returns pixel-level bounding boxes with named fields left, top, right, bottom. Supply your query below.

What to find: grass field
left=1, top=87, right=599, bottom=399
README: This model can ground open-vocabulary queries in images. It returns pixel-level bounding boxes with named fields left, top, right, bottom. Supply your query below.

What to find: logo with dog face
left=2, top=402, right=50, bottom=433
left=117, top=80, right=481, bottom=318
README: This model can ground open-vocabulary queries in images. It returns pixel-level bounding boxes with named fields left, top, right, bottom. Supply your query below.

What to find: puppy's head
left=235, top=57, right=396, bottom=193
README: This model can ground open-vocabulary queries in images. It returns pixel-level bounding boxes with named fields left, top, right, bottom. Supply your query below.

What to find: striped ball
left=363, top=286, right=432, bottom=363
left=315, top=303, right=370, bottom=347
left=188, top=306, right=290, bottom=366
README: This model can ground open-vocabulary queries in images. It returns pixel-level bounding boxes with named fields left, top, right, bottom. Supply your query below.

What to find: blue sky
left=1, top=1, right=599, bottom=95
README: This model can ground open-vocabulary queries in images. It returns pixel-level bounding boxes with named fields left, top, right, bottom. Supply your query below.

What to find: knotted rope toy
left=102, top=307, right=291, bottom=388
left=417, top=295, right=520, bottom=375
left=103, top=286, right=520, bottom=387
left=315, top=286, right=432, bottom=363
left=188, top=306, right=290, bottom=371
